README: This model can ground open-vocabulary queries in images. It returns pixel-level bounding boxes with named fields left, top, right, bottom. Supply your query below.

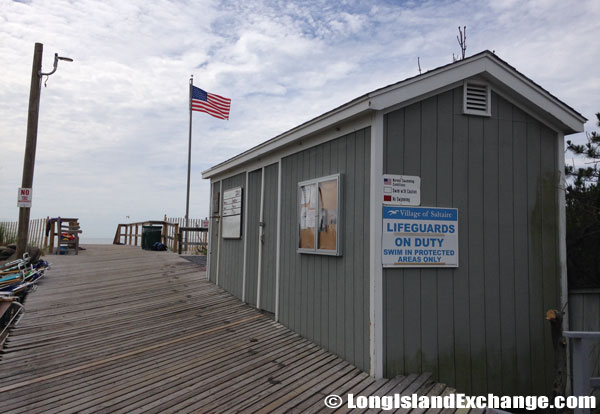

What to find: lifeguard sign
left=382, top=206, right=459, bottom=267
left=17, top=188, right=32, bottom=208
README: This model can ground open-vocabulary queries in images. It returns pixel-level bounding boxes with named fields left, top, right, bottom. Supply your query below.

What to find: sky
left=1, top=0, right=599, bottom=239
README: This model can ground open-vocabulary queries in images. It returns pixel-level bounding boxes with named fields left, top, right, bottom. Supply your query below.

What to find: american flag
left=191, top=86, right=231, bottom=120
left=384, top=177, right=391, bottom=185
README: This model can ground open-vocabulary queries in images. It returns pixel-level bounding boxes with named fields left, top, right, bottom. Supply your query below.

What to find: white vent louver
left=463, top=81, right=491, bottom=116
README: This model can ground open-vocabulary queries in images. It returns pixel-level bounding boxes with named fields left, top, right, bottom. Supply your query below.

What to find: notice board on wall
left=222, top=187, right=242, bottom=239
left=382, top=206, right=458, bottom=267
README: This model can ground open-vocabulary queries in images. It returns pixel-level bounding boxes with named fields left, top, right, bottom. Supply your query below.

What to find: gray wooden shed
left=201, top=51, right=586, bottom=396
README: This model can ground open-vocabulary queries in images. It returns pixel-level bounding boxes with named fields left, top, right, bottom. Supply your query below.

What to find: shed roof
left=202, top=50, right=586, bottom=179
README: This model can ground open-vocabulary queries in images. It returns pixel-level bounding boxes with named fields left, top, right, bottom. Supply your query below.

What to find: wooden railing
left=0, top=217, right=49, bottom=248
left=113, top=217, right=209, bottom=255
left=564, top=331, right=600, bottom=414
left=113, top=221, right=179, bottom=252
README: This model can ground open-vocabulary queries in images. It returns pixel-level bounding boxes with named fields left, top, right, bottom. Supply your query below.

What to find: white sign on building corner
left=222, top=187, right=243, bottom=239
left=382, top=206, right=459, bottom=268
left=17, top=187, right=32, bottom=208
left=382, top=174, right=420, bottom=206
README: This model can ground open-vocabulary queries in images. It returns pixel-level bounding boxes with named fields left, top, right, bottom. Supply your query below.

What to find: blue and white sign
left=382, top=206, right=459, bottom=268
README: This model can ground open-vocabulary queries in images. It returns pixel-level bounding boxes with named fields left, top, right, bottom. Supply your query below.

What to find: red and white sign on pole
left=17, top=188, right=32, bottom=208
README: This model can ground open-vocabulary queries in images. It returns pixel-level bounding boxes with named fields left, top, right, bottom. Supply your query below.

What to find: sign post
left=382, top=206, right=459, bottom=267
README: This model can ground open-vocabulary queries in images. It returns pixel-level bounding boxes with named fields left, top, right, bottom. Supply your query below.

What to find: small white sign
left=382, top=206, right=458, bottom=268
left=222, top=188, right=243, bottom=217
left=17, top=187, right=32, bottom=208
left=382, top=175, right=420, bottom=206
left=201, top=219, right=209, bottom=228
left=222, top=186, right=243, bottom=239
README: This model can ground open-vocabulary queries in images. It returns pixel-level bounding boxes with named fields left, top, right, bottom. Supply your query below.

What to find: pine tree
left=565, top=112, right=600, bottom=288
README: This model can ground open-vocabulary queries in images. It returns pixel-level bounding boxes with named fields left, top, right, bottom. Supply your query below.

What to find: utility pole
left=15, top=43, right=72, bottom=259
left=16, top=43, right=43, bottom=259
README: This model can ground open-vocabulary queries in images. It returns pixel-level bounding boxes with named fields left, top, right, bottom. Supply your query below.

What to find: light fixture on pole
left=40, top=53, right=74, bottom=86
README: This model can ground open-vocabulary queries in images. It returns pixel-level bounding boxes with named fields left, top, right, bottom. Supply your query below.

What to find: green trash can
left=142, top=225, right=162, bottom=250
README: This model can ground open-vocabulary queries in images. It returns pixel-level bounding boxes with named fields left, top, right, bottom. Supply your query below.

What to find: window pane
left=318, top=179, right=338, bottom=251
left=299, top=183, right=317, bottom=249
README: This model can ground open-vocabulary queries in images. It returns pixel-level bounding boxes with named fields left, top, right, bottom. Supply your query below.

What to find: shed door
left=243, top=169, right=262, bottom=306
left=257, top=163, right=279, bottom=314
left=208, top=181, right=220, bottom=284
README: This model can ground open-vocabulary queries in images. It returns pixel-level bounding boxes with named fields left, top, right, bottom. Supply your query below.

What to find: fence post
left=38, top=218, right=43, bottom=246
left=173, top=223, right=179, bottom=253
left=33, top=218, right=37, bottom=246
left=49, top=220, right=55, bottom=253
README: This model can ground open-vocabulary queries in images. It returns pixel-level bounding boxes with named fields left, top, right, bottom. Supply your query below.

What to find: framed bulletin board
left=297, top=174, right=342, bottom=256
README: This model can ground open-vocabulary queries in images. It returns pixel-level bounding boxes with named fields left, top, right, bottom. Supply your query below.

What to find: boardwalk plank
left=0, top=245, right=456, bottom=413
left=1, top=322, right=280, bottom=411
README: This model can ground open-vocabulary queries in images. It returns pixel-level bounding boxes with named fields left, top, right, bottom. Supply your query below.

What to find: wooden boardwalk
left=0, top=245, right=469, bottom=413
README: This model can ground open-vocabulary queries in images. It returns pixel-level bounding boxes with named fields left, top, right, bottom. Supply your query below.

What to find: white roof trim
left=202, top=97, right=372, bottom=179
left=481, top=59, right=585, bottom=132
left=368, top=58, right=487, bottom=110
left=202, top=51, right=585, bottom=179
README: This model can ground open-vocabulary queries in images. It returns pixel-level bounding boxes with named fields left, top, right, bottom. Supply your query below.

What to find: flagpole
left=185, top=75, right=193, bottom=252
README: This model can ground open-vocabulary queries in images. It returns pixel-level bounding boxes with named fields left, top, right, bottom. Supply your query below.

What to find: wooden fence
left=113, top=216, right=208, bottom=255
left=0, top=218, right=48, bottom=248
left=113, top=221, right=179, bottom=252
left=165, top=216, right=208, bottom=255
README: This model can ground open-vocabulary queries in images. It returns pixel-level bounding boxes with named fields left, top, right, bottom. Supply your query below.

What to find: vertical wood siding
left=209, top=181, right=220, bottom=283
left=279, top=128, right=371, bottom=372
left=259, top=163, right=279, bottom=313
left=217, top=173, right=246, bottom=298
left=244, top=169, right=262, bottom=306
left=383, top=87, right=561, bottom=396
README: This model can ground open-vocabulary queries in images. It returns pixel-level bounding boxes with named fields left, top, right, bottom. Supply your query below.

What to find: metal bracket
left=39, top=53, right=73, bottom=87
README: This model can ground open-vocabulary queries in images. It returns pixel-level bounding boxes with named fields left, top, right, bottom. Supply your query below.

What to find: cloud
left=1, top=0, right=598, bottom=238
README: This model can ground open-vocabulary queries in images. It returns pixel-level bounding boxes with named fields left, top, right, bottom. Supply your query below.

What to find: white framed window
left=297, top=174, right=342, bottom=256
left=463, top=80, right=491, bottom=116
